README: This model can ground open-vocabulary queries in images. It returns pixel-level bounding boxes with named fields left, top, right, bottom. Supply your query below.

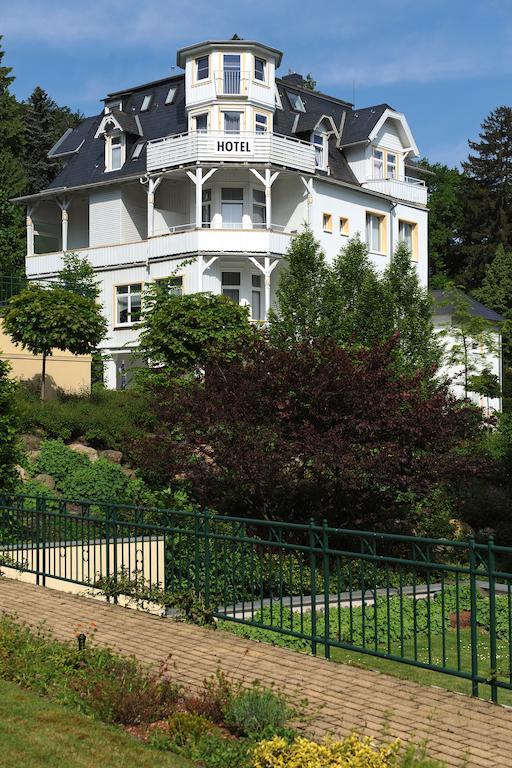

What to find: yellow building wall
left=0, top=320, right=91, bottom=396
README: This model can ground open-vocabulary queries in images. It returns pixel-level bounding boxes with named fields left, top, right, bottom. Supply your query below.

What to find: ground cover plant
left=0, top=615, right=447, bottom=767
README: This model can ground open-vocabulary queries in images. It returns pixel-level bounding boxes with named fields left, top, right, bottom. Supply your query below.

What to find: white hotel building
left=15, top=38, right=430, bottom=389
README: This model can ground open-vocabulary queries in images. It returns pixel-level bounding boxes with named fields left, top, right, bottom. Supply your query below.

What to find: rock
left=34, top=474, right=56, bottom=491
left=68, top=443, right=99, bottom=462
left=27, top=450, right=41, bottom=463
left=20, top=433, right=43, bottom=452
left=100, top=449, right=123, bottom=464
left=449, top=518, right=475, bottom=540
left=15, top=465, right=28, bottom=481
left=450, top=610, right=472, bottom=629
left=121, top=466, right=137, bottom=479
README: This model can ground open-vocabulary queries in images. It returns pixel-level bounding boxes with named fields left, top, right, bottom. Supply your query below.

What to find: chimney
left=281, top=73, right=305, bottom=88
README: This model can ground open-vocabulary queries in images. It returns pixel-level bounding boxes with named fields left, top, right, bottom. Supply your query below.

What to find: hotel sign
left=213, top=137, right=254, bottom=157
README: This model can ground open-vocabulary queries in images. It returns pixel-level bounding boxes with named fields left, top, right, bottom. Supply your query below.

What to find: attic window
left=131, top=141, right=145, bottom=160
left=105, top=100, right=122, bottom=114
left=141, top=94, right=152, bottom=112
left=165, top=86, right=177, bottom=105
left=286, top=91, right=305, bottom=112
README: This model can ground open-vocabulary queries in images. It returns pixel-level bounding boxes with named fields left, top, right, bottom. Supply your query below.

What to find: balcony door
left=223, top=111, right=241, bottom=134
left=221, top=188, right=243, bottom=228
left=223, top=54, right=241, bottom=94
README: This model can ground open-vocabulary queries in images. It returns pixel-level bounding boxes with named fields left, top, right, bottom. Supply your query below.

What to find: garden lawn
left=0, top=678, right=192, bottom=768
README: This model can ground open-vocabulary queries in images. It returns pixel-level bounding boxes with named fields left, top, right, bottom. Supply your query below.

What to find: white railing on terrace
left=215, top=69, right=250, bottom=96
left=146, top=131, right=316, bottom=174
left=362, top=175, right=428, bottom=205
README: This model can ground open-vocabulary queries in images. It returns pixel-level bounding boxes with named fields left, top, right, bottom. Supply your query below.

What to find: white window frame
left=196, top=55, right=209, bottom=81
left=251, top=273, right=263, bottom=320
left=255, top=113, right=268, bottom=133
left=372, top=148, right=384, bottom=179
left=115, top=283, right=142, bottom=326
left=254, top=57, right=266, bottom=82
left=105, top=132, right=125, bottom=172
left=202, top=188, right=212, bottom=228
left=313, top=131, right=326, bottom=169
left=221, top=271, right=241, bottom=303
left=221, top=188, right=244, bottom=228
left=366, top=212, right=384, bottom=253
left=252, top=188, right=266, bottom=228
left=104, top=100, right=122, bottom=114
left=286, top=91, right=305, bottom=112
left=223, top=111, right=242, bottom=134
left=140, top=94, right=152, bottom=112
left=194, top=112, right=208, bottom=133
left=398, top=219, right=417, bottom=260
left=131, top=141, right=145, bottom=160
left=165, top=86, right=177, bottom=105
left=386, top=152, right=397, bottom=179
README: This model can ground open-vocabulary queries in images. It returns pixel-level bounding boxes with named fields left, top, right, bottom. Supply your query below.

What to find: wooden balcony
left=147, top=131, right=316, bottom=174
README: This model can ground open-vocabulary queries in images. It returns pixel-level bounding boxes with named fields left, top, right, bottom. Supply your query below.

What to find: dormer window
left=254, top=57, right=266, bottom=82
left=372, top=148, right=384, bottom=178
left=110, top=135, right=123, bottom=170
left=105, top=100, right=121, bottom=114
left=386, top=152, right=397, bottom=178
left=313, top=132, right=325, bottom=169
left=287, top=91, right=305, bottom=112
left=165, top=86, right=177, bottom=105
left=196, top=56, right=209, bottom=81
left=141, top=94, right=152, bottom=112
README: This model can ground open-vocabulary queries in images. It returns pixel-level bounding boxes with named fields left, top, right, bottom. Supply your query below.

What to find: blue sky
left=1, top=0, right=511, bottom=167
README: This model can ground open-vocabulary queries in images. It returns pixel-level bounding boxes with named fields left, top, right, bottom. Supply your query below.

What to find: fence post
left=111, top=506, right=118, bottom=605
left=35, top=496, right=41, bottom=586
left=40, top=495, right=46, bottom=587
left=487, top=535, right=498, bottom=704
left=105, top=506, right=111, bottom=603
left=193, top=508, right=200, bottom=598
left=203, top=510, right=210, bottom=609
left=322, top=520, right=331, bottom=660
left=309, top=521, right=317, bottom=656
left=468, top=537, right=479, bottom=698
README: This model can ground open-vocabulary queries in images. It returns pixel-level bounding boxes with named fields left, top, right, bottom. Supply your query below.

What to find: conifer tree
left=474, top=244, right=512, bottom=315
left=0, top=37, right=26, bottom=275
left=461, top=106, right=512, bottom=287
left=268, top=229, right=329, bottom=344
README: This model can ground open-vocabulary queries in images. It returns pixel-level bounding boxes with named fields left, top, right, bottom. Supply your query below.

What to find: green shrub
left=33, top=440, right=89, bottom=483
left=0, top=362, right=22, bottom=493
left=224, top=684, right=293, bottom=738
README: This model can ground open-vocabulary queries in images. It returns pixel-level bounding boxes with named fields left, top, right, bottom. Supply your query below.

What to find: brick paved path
left=0, top=578, right=509, bottom=768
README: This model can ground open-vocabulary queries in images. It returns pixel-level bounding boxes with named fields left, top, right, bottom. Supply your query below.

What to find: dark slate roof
left=431, top=289, right=504, bottom=323
left=340, top=104, right=390, bottom=146
left=111, top=110, right=142, bottom=136
left=48, top=116, right=98, bottom=158
left=23, top=68, right=402, bottom=197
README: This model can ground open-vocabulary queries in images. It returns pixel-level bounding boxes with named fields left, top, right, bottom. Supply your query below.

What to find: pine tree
left=474, top=244, right=512, bottom=315
left=461, top=106, right=512, bottom=288
left=268, top=229, right=329, bottom=344
left=0, top=37, right=26, bottom=276
left=383, top=241, right=439, bottom=373
left=23, top=86, right=81, bottom=194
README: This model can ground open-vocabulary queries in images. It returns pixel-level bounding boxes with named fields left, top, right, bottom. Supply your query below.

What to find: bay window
left=222, top=272, right=241, bottom=303
left=116, top=284, right=142, bottom=325
left=252, top=189, right=266, bottom=227
left=221, top=188, right=243, bottom=228
left=255, top=113, right=268, bottom=133
left=254, top=57, right=266, bottom=82
left=194, top=113, right=208, bottom=133
left=202, top=188, right=212, bottom=228
left=251, top=274, right=262, bottom=320
left=196, top=56, right=209, bottom=81
left=224, top=111, right=241, bottom=134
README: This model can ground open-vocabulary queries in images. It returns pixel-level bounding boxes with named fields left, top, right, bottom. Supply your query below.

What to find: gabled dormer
left=95, top=110, right=143, bottom=172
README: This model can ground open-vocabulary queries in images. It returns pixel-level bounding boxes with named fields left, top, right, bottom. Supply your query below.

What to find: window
left=131, top=142, right=145, bottom=160
left=105, top=100, right=121, bottom=113
left=399, top=220, right=417, bottom=260
left=196, top=56, right=209, bottom=80
left=221, top=188, right=243, bottom=228
left=202, top=188, right=212, bottom=228
left=106, top=134, right=124, bottom=172
left=254, top=57, right=266, bottom=82
left=252, top=274, right=262, bottom=320
left=194, top=113, right=208, bottom=132
left=255, top=113, right=268, bottom=133
left=372, top=148, right=384, bottom=178
left=223, top=54, right=241, bottom=94
left=222, top=271, right=240, bottom=303
left=323, top=213, right=332, bottom=233
left=339, top=217, right=349, bottom=235
left=366, top=212, right=384, bottom=252
left=224, top=111, right=241, bottom=134
left=155, top=276, right=183, bottom=296
left=313, top=132, right=325, bottom=168
left=116, top=284, right=142, bottom=325
left=386, top=152, right=397, bottom=178
left=141, top=94, right=152, bottom=112
left=253, top=189, right=266, bottom=227
left=286, top=91, right=305, bottom=112
left=165, top=86, right=177, bottom=105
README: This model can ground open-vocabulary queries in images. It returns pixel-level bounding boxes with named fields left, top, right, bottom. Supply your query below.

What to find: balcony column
left=147, top=176, right=162, bottom=238
left=300, top=176, right=313, bottom=226
left=249, top=256, right=280, bottom=320
left=26, top=206, right=35, bottom=258
left=102, top=353, right=117, bottom=390
left=57, top=198, right=70, bottom=253
left=250, top=168, right=279, bottom=230
left=186, top=167, right=217, bottom=229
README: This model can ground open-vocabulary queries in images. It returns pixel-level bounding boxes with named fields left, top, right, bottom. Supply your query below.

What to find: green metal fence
left=1, top=493, right=512, bottom=704
left=0, top=275, right=27, bottom=307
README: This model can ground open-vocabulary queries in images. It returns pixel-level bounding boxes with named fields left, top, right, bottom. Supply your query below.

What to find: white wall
left=122, top=185, right=147, bottom=242
left=68, top=196, right=89, bottom=250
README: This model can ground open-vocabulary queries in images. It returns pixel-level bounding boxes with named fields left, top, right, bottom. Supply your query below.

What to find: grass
left=320, top=628, right=512, bottom=705
left=0, top=678, right=192, bottom=768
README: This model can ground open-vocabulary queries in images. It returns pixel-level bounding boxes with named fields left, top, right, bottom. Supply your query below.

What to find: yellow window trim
left=323, top=212, right=333, bottom=233
left=398, top=219, right=419, bottom=262
left=365, top=210, right=388, bottom=255
left=339, top=217, right=349, bottom=236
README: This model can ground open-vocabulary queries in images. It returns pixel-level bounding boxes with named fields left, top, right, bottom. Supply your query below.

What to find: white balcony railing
left=147, top=131, right=316, bottom=174
left=214, top=69, right=250, bottom=96
left=362, top=175, right=428, bottom=205
left=26, top=227, right=293, bottom=277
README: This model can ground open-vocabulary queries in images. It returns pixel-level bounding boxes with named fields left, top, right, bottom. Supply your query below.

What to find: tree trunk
left=41, top=352, right=47, bottom=401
